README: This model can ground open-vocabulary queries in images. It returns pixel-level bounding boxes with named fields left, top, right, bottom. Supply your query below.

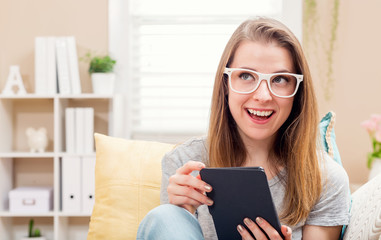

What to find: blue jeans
left=137, top=204, right=204, bottom=240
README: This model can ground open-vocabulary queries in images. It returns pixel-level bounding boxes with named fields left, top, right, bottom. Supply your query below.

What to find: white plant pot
left=91, top=73, right=115, bottom=95
left=21, top=237, right=46, bottom=240
left=369, top=158, right=381, bottom=180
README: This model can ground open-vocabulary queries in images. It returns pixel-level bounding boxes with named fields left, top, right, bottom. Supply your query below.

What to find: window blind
left=128, top=0, right=291, bottom=141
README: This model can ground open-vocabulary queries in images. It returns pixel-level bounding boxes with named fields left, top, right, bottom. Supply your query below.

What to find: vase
left=91, top=73, right=115, bottom=95
left=369, top=158, right=381, bottom=180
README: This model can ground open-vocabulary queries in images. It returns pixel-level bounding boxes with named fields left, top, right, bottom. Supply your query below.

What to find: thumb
left=281, top=225, right=292, bottom=240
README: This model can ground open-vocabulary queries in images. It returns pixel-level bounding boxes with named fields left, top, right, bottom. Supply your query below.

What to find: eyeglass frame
left=223, top=67, right=304, bottom=98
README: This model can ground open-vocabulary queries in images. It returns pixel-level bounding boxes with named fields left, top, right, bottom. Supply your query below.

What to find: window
left=109, top=0, right=302, bottom=142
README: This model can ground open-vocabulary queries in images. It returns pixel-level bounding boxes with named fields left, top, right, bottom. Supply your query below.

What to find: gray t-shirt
left=160, top=137, right=351, bottom=240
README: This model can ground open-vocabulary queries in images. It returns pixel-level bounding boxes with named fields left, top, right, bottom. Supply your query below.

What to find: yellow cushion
left=87, top=133, right=174, bottom=240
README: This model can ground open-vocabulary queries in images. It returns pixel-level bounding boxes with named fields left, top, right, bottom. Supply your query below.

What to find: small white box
left=9, top=187, right=53, bottom=213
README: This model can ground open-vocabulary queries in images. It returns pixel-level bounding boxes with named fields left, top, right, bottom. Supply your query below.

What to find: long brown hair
left=207, top=18, right=322, bottom=226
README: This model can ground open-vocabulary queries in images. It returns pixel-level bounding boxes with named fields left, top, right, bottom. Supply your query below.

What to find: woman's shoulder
left=162, top=136, right=208, bottom=166
left=305, top=151, right=351, bottom=226
left=170, top=136, right=208, bottom=155
left=320, top=151, right=350, bottom=190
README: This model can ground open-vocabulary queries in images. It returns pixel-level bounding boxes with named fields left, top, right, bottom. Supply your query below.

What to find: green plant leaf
left=88, top=55, right=117, bottom=73
left=368, top=153, right=373, bottom=169
left=28, top=219, right=34, bottom=237
left=34, top=228, right=41, bottom=237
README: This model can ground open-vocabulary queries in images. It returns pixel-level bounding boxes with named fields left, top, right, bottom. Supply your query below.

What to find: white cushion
left=343, top=173, right=381, bottom=240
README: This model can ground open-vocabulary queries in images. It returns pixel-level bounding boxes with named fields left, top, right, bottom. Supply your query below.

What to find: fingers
left=167, top=182, right=213, bottom=206
left=167, top=161, right=213, bottom=211
left=176, top=161, right=205, bottom=175
left=237, top=224, right=255, bottom=240
left=170, top=161, right=212, bottom=194
left=281, top=225, right=292, bottom=240
left=254, top=217, right=284, bottom=240
left=169, top=194, right=203, bottom=207
left=242, top=218, right=267, bottom=239
left=172, top=174, right=212, bottom=192
left=238, top=217, right=288, bottom=240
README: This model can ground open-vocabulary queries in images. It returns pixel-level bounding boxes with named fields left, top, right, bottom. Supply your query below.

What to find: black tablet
left=200, top=167, right=284, bottom=240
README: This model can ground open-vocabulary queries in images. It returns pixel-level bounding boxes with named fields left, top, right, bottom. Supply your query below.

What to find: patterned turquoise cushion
left=319, top=111, right=342, bottom=166
left=320, top=112, right=348, bottom=240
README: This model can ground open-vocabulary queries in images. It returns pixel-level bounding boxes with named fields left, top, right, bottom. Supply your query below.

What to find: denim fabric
left=137, top=204, right=204, bottom=240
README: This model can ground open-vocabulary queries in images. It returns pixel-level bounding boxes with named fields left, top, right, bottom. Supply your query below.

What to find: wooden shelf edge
left=0, top=152, right=55, bottom=158
left=58, top=152, right=96, bottom=158
left=0, top=211, right=54, bottom=217
left=58, top=212, right=92, bottom=217
left=0, top=94, right=113, bottom=99
left=0, top=152, right=96, bottom=158
left=0, top=94, right=54, bottom=99
left=58, top=94, right=113, bottom=99
left=0, top=211, right=91, bottom=217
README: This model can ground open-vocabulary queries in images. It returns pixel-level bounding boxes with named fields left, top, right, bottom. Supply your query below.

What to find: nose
left=252, top=80, right=272, bottom=102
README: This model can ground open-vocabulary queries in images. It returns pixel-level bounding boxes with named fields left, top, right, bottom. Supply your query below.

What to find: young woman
left=137, top=18, right=350, bottom=240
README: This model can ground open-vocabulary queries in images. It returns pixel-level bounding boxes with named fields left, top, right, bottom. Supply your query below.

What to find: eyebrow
left=239, top=66, right=293, bottom=74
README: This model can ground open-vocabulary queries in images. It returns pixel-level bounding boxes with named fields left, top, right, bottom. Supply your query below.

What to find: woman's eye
left=239, top=73, right=254, bottom=81
left=273, top=75, right=288, bottom=84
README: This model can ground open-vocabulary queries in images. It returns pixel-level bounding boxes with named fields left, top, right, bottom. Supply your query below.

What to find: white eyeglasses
left=224, top=68, right=303, bottom=98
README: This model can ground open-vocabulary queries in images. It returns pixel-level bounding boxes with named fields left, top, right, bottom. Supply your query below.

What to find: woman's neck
left=240, top=134, right=280, bottom=180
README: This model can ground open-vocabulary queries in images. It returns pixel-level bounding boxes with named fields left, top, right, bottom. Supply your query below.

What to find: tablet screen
left=200, top=167, right=284, bottom=240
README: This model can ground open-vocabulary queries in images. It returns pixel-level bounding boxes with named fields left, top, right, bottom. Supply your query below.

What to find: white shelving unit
left=0, top=94, right=121, bottom=240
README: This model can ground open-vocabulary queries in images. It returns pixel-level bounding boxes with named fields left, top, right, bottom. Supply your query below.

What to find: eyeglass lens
left=229, top=69, right=298, bottom=96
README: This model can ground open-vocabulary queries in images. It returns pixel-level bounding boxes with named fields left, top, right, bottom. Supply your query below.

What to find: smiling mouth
left=247, top=109, right=274, bottom=120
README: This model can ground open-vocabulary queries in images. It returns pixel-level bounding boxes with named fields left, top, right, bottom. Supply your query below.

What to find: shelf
left=0, top=94, right=54, bottom=99
left=0, top=94, right=116, bottom=240
left=59, top=152, right=96, bottom=158
left=0, top=94, right=113, bottom=100
left=0, top=211, right=55, bottom=217
left=0, top=152, right=97, bottom=158
left=58, top=213, right=91, bottom=217
left=0, top=152, right=55, bottom=158
left=58, top=94, right=113, bottom=99
left=0, top=211, right=91, bottom=217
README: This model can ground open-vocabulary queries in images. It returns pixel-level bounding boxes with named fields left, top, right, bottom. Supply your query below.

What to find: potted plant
left=361, top=114, right=381, bottom=180
left=21, top=219, right=46, bottom=240
left=84, top=52, right=117, bottom=94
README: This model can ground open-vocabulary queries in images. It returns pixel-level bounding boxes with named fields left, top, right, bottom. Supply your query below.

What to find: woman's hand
left=237, top=217, right=292, bottom=240
left=167, top=161, right=213, bottom=214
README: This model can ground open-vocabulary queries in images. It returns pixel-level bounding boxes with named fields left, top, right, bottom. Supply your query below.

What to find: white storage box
left=9, top=187, right=53, bottom=213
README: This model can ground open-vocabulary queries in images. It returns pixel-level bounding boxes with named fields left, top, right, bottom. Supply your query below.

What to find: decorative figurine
left=25, top=127, right=48, bottom=153
left=2, top=65, right=27, bottom=95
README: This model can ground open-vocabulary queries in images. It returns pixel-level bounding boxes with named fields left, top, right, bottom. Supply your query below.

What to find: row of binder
left=61, top=156, right=95, bottom=214
left=35, top=36, right=81, bottom=95
left=65, top=107, right=94, bottom=154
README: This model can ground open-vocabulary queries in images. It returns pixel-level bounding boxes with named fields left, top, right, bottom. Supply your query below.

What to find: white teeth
left=247, top=109, right=273, bottom=117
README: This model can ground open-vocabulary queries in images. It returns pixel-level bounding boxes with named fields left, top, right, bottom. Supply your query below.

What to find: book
left=81, top=156, right=96, bottom=214
left=65, top=108, right=76, bottom=153
left=61, top=156, right=81, bottom=213
left=46, top=37, right=57, bottom=94
left=200, top=167, right=284, bottom=240
left=75, top=108, right=85, bottom=154
left=35, top=37, right=48, bottom=94
left=36, top=36, right=80, bottom=95
left=56, top=37, right=71, bottom=94
left=84, top=107, right=94, bottom=153
left=67, top=36, right=81, bottom=94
